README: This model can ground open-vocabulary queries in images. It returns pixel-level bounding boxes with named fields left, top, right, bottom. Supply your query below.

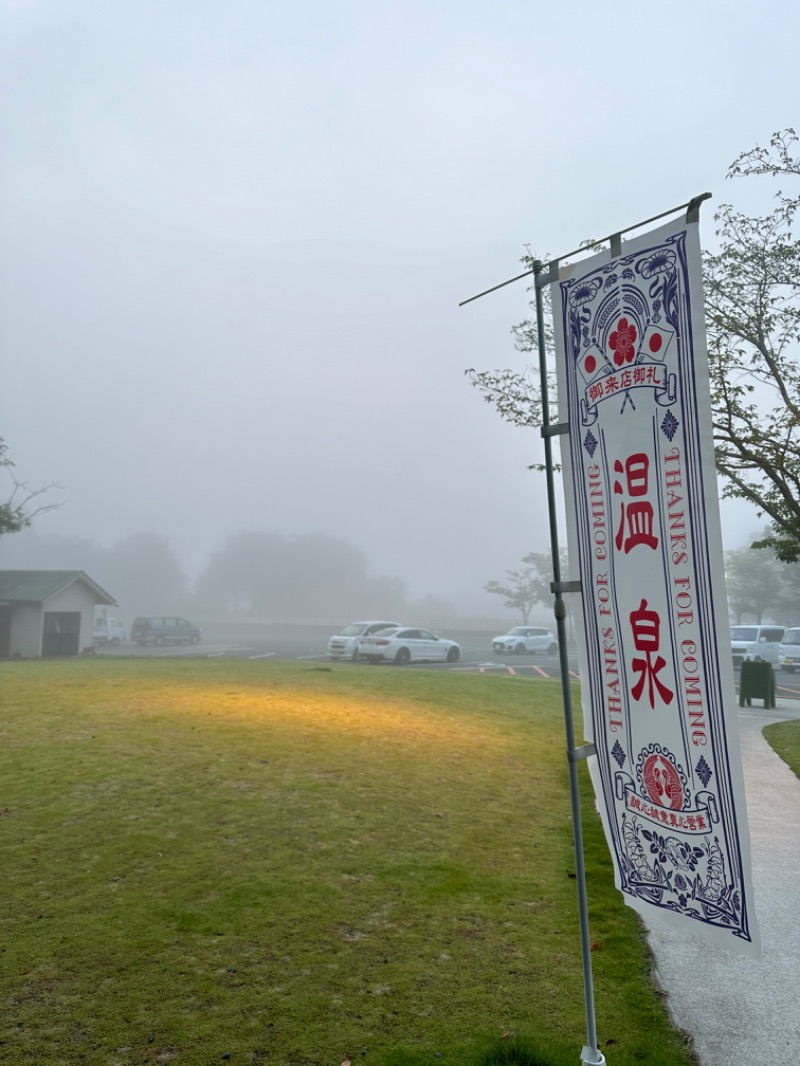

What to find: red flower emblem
left=609, top=317, right=637, bottom=367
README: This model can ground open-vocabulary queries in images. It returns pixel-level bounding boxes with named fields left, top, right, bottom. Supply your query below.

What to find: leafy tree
left=466, top=129, right=800, bottom=559
left=0, top=438, right=60, bottom=538
left=705, top=129, right=800, bottom=562
left=484, top=551, right=557, bottom=623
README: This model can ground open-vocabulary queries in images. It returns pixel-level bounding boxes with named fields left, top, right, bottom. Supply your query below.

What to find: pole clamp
left=568, top=743, right=597, bottom=764
left=551, top=580, right=581, bottom=595
left=541, top=422, right=569, bottom=438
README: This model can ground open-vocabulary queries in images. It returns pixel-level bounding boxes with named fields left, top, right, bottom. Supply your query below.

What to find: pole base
left=581, top=1048, right=606, bottom=1065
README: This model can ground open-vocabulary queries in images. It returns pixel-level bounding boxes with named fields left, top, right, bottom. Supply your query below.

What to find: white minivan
left=730, top=624, right=785, bottom=668
left=778, top=627, right=800, bottom=673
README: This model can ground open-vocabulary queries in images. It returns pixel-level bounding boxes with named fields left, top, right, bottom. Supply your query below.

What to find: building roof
left=0, top=570, right=116, bottom=606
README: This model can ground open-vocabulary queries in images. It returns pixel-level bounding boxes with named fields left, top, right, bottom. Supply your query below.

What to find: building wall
left=44, top=584, right=102, bottom=655
left=8, top=581, right=111, bottom=658
left=10, top=604, right=43, bottom=658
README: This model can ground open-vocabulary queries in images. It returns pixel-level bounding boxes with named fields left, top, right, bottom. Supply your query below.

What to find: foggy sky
left=1, top=0, right=796, bottom=613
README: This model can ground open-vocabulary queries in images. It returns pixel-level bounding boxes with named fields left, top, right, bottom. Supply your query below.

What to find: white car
left=778, top=627, right=800, bottom=673
left=491, top=626, right=558, bottom=655
left=327, top=620, right=401, bottom=662
left=93, top=617, right=126, bottom=645
left=357, top=627, right=461, bottom=665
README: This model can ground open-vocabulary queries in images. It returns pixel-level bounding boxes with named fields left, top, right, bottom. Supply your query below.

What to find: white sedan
left=357, top=627, right=461, bottom=665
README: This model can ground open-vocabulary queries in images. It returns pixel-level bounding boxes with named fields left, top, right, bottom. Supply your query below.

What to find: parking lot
left=93, top=620, right=800, bottom=701
left=96, top=620, right=578, bottom=675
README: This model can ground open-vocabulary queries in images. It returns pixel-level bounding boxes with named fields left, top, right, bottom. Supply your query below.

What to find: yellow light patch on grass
left=0, top=659, right=697, bottom=1066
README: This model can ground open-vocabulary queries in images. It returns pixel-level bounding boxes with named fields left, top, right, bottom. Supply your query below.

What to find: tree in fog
left=705, top=129, right=800, bottom=562
left=485, top=554, right=551, bottom=623
left=725, top=541, right=786, bottom=623
left=466, top=129, right=800, bottom=562
left=0, top=438, right=61, bottom=538
left=0, top=528, right=106, bottom=571
left=194, top=531, right=379, bottom=619
left=775, top=562, right=800, bottom=626
left=103, top=533, right=188, bottom=615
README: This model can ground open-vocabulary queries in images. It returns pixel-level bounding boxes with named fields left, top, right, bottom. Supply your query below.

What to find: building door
left=42, top=612, right=81, bottom=657
left=0, top=607, right=11, bottom=658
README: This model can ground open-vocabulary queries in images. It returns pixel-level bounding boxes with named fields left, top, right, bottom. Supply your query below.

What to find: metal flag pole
left=461, top=193, right=711, bottom=1064
left=462, top=194, right=712, bottom=1066
left=532, top=261, right=605, bottom=1066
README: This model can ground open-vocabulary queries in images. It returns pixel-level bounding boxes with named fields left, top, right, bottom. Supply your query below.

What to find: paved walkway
left=641, top=699, right=800, bottom=1065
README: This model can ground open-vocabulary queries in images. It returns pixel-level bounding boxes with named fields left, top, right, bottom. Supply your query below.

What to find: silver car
left=491, top=626, right=558, bottom=655
left=327, top=620, right=401, bottom=662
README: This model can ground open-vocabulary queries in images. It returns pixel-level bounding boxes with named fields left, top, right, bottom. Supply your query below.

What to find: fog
left=1, top=0, right=794, bottom=617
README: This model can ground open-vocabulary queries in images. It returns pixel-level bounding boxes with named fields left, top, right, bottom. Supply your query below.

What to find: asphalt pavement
left=640, top=697, right=800, bottom=1065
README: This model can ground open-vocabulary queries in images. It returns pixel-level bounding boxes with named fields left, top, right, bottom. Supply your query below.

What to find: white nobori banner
left=552, top=214, right=760, bottom=955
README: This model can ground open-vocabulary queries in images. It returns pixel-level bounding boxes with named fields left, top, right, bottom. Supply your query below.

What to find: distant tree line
left=0, top=526, right=453, bottom=624
left=724, top=540, right=800, bottom=625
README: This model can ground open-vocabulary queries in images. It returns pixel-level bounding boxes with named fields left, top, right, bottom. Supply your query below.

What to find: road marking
left=249, top=652, right=276, bottom=660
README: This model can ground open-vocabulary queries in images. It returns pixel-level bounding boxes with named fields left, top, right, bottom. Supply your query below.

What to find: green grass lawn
left=0, top=659, right=697, bottom=1066
left=763, top=718, right=800, bottom=780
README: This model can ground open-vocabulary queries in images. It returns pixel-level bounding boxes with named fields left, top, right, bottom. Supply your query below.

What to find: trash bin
left=738, top=659, right=776, bottom=709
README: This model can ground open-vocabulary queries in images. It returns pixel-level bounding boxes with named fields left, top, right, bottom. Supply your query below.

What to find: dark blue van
left=131, top=617, right=202, bottom=646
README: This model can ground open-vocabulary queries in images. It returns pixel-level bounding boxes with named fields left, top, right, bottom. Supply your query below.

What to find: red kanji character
left=630, top=598, right=674, bottom=707
left=614, top=454, right=658, bottom=553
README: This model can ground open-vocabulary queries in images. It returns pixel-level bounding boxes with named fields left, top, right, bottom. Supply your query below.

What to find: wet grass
left=763, top=718, right=800, bottom=779
left=0, top=658, right=696, bottom=1065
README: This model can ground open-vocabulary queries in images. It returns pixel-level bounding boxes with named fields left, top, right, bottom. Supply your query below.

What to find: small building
left=0, top=570, right=116, bottom=659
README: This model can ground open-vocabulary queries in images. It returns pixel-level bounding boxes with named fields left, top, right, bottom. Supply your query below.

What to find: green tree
left=466, top=129, right=800, bottom=560
left=0, top=438, right=60, bottom=538
left=705, top=129, right=800, bottom=562
left=484, top=551, right=559, bottom=623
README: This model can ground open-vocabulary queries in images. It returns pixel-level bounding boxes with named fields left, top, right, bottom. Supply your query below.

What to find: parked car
left=93, top=616, right=126, bottom=645
left=491, top=626, right=558, bottom=655
left=357, top=626, right=461, bottom=665
left=730, top=624, right=785, bottom=668
left=131, top=616, right=202, bottom=646
left=779, top=627, right=800, bottom=673
left=327, top=620, right=401, bottom=661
